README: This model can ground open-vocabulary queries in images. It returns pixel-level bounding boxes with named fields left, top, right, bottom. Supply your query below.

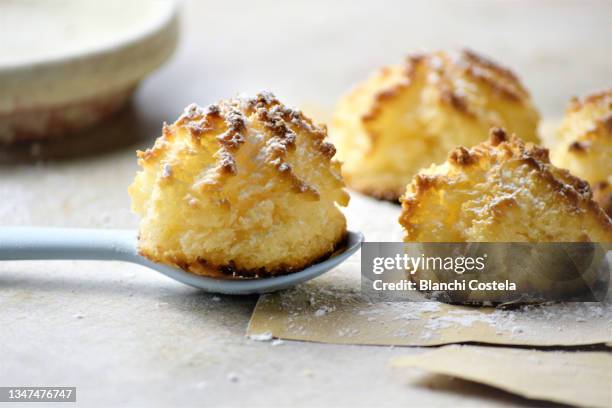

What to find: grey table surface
left=1, top=1, right=611, bottom=407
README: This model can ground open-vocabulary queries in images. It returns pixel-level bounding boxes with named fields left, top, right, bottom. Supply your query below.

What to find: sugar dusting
left=248, top=332, right=274, bottom=342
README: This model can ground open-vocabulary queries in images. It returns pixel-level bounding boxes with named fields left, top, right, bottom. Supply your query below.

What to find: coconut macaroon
left=399, top=128, right=612, bottom=242
left=550, top=89, right=612, bottom=217
left=128, top=92, right=349, bottom=278
left=399, top=128, right=611, bottom=303
left=332, top=49, right=540, bottom=201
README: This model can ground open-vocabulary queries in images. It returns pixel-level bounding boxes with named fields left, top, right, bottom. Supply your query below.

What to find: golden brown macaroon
left=332, top=49, right=540, bottom=201
left=399, top=128, right=612, bottom=242
left=550, top=89, right=612, bottom=217
left=399, top=128, right=611, bottom=303
left=128, top=92, right=349, bottom=278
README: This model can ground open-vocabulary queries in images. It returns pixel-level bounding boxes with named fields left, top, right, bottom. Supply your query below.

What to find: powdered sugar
left=248, top=332, right=273, bottom=342
left=314, top=305, right=336, bottom=317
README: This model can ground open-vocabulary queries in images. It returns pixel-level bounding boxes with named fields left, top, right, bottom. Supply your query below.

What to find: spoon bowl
left=0, top=227, right=363, bottom=294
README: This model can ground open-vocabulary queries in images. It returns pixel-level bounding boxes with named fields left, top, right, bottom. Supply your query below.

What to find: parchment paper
left=391, top=345, right=612, bottom=408
left=247, top=260, right=612, bottom=346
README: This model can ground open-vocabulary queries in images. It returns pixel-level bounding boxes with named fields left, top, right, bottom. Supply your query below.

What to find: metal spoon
left=0, top=227, right=363, bottom=294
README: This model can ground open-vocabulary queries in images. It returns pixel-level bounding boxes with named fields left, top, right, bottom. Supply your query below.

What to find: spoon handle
left=0, top=227, right=137, bottom=262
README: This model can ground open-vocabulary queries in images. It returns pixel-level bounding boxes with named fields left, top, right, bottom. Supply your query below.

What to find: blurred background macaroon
left=550, top=89, right=612, bottom=217
left=331, top=49, right=540, bottom=201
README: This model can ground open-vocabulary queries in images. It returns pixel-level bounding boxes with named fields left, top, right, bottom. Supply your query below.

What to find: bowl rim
left=0, top=0, right=179, bottom=73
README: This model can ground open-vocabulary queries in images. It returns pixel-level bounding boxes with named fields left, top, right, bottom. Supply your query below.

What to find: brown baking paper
left=247, top=261, right=612, bottom=347
left=391, top=345, right=612, bottom=408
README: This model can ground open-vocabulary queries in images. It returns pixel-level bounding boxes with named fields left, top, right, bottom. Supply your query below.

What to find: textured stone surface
left=1, top=1, right=610, bottom=406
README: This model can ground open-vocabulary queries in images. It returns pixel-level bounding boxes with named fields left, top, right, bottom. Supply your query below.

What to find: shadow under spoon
left=0, top=227, right=363, bottom=294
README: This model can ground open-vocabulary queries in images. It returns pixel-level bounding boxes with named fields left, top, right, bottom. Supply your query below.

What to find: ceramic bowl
left=0, top=0, right=179, bottom=143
